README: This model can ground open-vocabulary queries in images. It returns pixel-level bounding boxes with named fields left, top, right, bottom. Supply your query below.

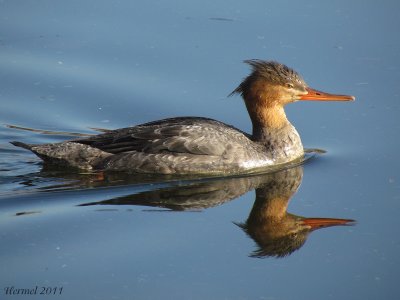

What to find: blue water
left=1, top=0, right=400, bottom=299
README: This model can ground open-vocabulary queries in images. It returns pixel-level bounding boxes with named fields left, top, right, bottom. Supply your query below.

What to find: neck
left=241, top=80, right=290, bottom=134
left=244, top=95, right=304, bottom=161
left=249, top=105, right=290, bottom=140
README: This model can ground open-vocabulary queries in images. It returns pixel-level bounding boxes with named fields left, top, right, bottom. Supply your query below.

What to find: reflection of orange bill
left=303, top=217, right=355, bottom=230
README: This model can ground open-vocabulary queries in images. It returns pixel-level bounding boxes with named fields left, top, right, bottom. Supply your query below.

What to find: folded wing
left=75, top=117, right=252, bottom=156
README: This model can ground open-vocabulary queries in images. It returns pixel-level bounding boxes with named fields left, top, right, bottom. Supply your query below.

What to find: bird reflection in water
left=80, top=165, right=354, bottom=258
left=235, top=167, right=354, bottom=257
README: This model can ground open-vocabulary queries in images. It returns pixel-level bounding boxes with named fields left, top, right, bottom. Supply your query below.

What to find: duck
left=11, top=60, right=354, bottom=174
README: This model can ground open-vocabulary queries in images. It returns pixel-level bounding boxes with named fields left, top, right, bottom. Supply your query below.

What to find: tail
left=10, top=140, right=112, bottom=170
left=10, top=141, right=34, bottom=151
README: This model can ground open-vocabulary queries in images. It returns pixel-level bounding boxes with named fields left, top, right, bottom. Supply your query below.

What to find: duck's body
left=12, top=117, right=302, bottom=174
left=11, top=60, right=354, bottom=174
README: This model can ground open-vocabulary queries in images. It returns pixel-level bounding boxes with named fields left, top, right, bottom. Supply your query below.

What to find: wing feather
left=75, top=117, right=252, bottom=156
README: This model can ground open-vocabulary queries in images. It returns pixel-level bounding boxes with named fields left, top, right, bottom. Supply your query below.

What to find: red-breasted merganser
left=11, top=60, right=354, bottom=174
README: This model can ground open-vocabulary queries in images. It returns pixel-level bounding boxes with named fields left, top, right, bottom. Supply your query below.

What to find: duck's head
left=231, top=59, right=354, bottom=105
left=231, top=60, right=354, bottom=130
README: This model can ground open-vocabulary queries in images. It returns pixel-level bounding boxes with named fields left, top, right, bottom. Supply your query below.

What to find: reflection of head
left=238, top=166, right=354, bottom=258
left=236, top=221, right=309, bottom=258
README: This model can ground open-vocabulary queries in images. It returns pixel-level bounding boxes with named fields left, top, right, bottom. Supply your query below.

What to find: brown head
left=230, top=60, right=355, bottom=130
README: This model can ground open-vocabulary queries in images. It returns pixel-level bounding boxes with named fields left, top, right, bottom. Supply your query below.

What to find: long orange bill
left=303, top=217, right=355, bottom=230
left=300, top=87, right=355, bottom=101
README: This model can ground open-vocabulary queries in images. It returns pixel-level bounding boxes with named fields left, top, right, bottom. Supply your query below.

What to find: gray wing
left=75, top=117, right=253, bottom=156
